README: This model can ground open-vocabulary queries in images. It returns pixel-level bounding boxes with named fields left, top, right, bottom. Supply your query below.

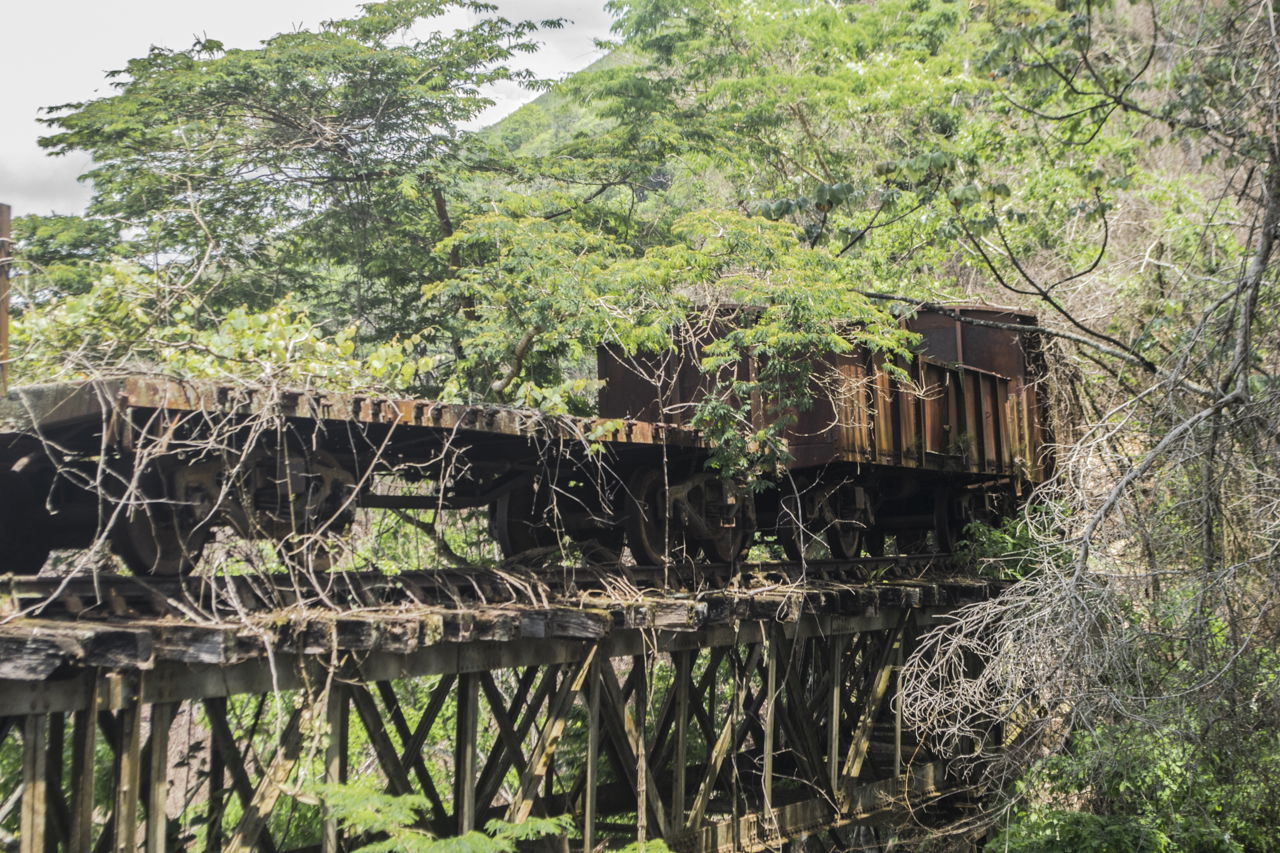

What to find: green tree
left=39, top=0, right=562, bottom=349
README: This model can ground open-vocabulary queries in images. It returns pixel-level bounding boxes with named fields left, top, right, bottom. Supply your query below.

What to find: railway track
left=0, top=555, right=961, bottom=619
left=0, top=556, right=1000, bottom=685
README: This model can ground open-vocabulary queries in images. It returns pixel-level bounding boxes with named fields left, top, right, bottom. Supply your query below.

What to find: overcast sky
left=2, top=1, right=615, bottom=217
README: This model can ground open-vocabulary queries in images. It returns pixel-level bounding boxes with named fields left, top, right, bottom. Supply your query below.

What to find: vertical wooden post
left=47, top=712, right=66, bottom=851
left=147, top=702, right=175, bottom=853
left=71, top=697, right=99, bottom=853
left=205, top=699, right=226, bottom=853
left=762, top=635, right=777, bottom=816
left=0, top=202, right=11, bottom=394
left=583, top=660, right=600, bottom=853
left=672, top=650, right=691, bottom=829
left=20, top=714, right=47, bottom=853
left=634, top=655, right=648, bottom=845
left=323, top=685, right=349, bottom=853
left=894, top=639, right=904, bottom=781
left=827, top=636, right=843, bottom=795
left=114, top=702, right=144, bottom=853
left=454, top=673, right=479, bottom=835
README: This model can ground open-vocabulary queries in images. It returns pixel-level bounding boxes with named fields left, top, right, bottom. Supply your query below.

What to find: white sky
left=2, top=1, right=615, bottom=217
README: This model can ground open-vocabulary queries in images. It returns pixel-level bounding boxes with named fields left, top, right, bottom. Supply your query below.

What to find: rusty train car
left=0, top=306, right=1049, bottom=575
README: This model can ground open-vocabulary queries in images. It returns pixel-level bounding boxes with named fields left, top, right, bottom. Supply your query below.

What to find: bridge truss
left=0, top=562, right=994, bottom=852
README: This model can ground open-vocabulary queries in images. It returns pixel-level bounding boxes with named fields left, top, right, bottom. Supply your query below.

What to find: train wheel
left=489, top=480, right=557, bottom=560
left=826, top=524, right=863, bottom=561
left=0, top=465, right=51, bottom=574
left=684, top=478, right=753, bottom=563
left=111, top=468, right=209, bottom=575
left=699, top=517, right=753, bottom=563
left=624, top=467, right=689, bottom=566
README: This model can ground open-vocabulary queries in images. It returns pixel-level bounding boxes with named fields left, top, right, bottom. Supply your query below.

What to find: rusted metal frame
left=203, top=698, right=279, bottom=853
left=685, top=644, right=765, bottom=831
left=223, top=701, right=309, bottom=853
left=323, top=684, right=348, bottom=853
left=349, top=684, right=416, bottom=796
left=596, top=656, right=669, bottom=836
left=19, top=714, right=47, bottom=853
left=372, top=679, right=449, bottom=821
left=454, top=673, right=479, bottom=834
left=505, top=647, right=598, bottom=825
left=475, top=666, right=558, bottom=815
left=839, top=617, right=908, bottom=794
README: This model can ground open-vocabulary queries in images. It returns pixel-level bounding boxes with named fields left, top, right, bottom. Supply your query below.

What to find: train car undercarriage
left=0, top=372, right=1030, bottom=576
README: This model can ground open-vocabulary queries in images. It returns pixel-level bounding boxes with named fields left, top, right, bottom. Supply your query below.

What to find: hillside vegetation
left=11, top=0, right=1280, bottom=848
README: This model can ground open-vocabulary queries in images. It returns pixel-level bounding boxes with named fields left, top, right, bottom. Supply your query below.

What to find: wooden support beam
left=203, top=698, right=278, bottom=853
left=583, top=658, right=600, bottom=853
left=894, top=638, right=904, bottom=780
left=112, top=702, right=144, bottom=853
left=146, top=703, right=175, bottom=853
left=20, top=715, right=47, bottom=853
left=478, top=672, right=531, bottom=783
left=385, top=674, right=455, bottom=824
left=323, top=684, right=348, bottom=853
left=454, top=673, right=479, bottom=834
left=506, top=648, right=597, bottom=825
left=597, top=658, right=669, bottom=836
left=672, top=649, right=692, bottom=829
left=224, top=704, right=306, bottom=853
left=777, top=640, right=826, bottom=784
left=476, top=668, right=556, bottom=812
left=763, top=635, right=777, bottom=817
left=350, top=685, right=415, bottom=796
left=71, top=696, right=98, bottom=853
left=839, top=619, right=907, bottom=798
left=685, top=645, right=763, bottom=831
left=828, top=635, right=846, bottom=795
left=47, top=711, right=71, bottom=851
left=634, top=655, right=648, bottom=844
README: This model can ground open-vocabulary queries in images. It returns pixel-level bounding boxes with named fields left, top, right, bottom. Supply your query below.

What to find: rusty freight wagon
left=0, top=306, right=1049, bottom=575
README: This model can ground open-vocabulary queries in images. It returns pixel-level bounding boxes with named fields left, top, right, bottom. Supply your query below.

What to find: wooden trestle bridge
left=0, top=559, right=995, bottom=852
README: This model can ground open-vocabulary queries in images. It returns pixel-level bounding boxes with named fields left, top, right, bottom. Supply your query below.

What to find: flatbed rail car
left=0, top=306, right=1049, bottom=575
